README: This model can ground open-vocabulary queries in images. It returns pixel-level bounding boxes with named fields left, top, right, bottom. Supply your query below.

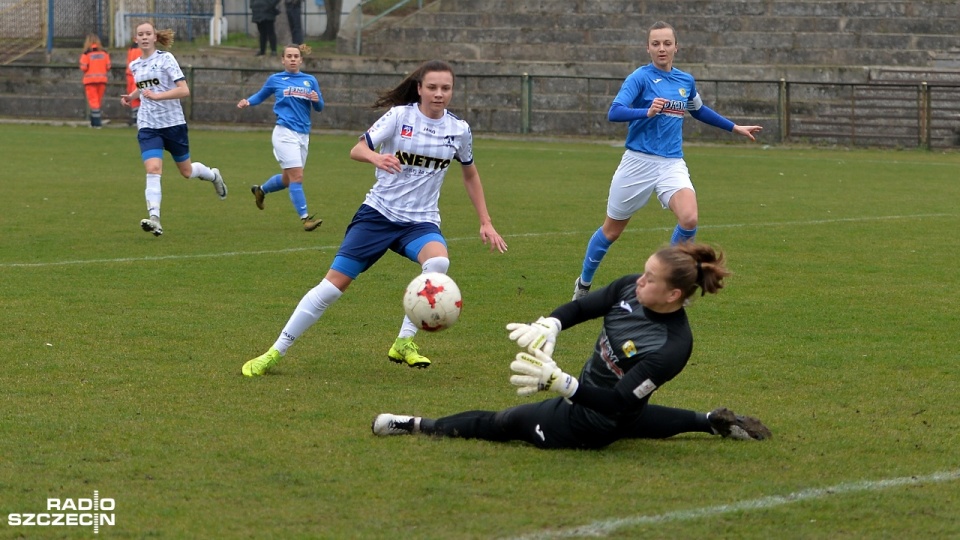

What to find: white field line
left=507, top=468, right=960, bottom=540
left=0, top=213, right=953, bottom=269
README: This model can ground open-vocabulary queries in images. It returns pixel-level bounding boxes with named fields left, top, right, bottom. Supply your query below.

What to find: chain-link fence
left=0, top=0, right=45, bottom=63
left=117, top=0, right=216, bottom=47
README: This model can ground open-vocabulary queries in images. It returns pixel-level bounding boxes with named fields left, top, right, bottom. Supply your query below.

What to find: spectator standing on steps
left=124, top=39, right=141, bottom=126
left=79, top=34, right=111, bottom=128
left=252, top=0, right=281, bottom=56
left=285, top=0, right=304, bottom=45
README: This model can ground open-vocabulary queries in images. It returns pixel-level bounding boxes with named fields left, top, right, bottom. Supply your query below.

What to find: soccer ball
left=403, top=272, right=462, bottom=332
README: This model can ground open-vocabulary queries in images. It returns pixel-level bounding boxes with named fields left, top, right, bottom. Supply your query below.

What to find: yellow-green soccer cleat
left=387, top=337, right=430, bottom=369
left=242, top=347, right=280, bottom=377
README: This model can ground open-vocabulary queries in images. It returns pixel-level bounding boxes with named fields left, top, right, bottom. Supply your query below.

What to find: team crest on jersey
left=400, top=124, right=414, bottom=138
left=679, top=88, right=687, bottom=97
left=622, top=340, right=637, bottom=358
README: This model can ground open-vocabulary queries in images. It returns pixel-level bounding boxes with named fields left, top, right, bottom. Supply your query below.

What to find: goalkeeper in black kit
left=372, top=242, right=771, bottom=449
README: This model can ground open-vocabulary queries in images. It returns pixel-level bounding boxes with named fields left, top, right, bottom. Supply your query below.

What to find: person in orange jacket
left=124, top=39, right=141, bottom=126
left=79, top=34, right=111, bottom=128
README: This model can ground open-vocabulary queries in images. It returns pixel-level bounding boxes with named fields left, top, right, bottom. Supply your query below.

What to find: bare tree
left=321, top=0, right=343, bottom=41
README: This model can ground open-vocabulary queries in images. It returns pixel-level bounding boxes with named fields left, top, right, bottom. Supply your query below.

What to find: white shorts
left=271, top=125, right=309, bottom=170
left=606, top=150, right=693, bottom=221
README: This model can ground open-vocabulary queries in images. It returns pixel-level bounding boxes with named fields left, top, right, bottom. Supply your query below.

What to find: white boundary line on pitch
left=1, top=213, right=953, bottom=269
left=507, top=468, right=960, bottom=540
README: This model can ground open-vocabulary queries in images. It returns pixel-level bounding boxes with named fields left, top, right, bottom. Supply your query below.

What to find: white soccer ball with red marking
left=403, top=272, right=462, bottom=332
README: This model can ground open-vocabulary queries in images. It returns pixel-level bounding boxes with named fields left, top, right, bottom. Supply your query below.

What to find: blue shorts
left=331, top=205, right=445, bottom=279
left=138, top=124, right=190, bottom=162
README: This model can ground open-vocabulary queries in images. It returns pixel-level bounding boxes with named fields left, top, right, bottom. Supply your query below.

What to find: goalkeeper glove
left=505, top=316, right=561, bottom=356
left=509, top=349, right=579, bottom=398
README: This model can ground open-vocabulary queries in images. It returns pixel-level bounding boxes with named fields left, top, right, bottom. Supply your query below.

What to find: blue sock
left=261, top=174, right=285, bottom=193
left=289, top=182, right=308, bottom=218
left=671, top=225, right=697, bottom=245
left=580, top=228, right=612, bottom=284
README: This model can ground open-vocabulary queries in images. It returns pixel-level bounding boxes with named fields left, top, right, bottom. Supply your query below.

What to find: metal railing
left=354, top=0, right=423, bottom=55
left=3, top=63, right=959, bottom=149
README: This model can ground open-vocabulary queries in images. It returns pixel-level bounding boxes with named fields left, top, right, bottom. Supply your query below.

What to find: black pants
left=256, top=20, right=277, bottom=54
left=422, top=399, right=712, bottom=450
left=286, top=3, right=303, bottom=44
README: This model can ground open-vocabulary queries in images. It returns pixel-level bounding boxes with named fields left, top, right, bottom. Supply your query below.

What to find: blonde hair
left=82, top=34, right=102, bottom=52
left=136, top=21, right=176, bottom=48
left=287, top=43, right=312, bottom=56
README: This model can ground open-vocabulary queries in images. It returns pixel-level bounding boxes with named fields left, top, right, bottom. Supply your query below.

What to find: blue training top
left=609, top=63, right=733, bottom=158
left=246, top=71, right=324, bottom=134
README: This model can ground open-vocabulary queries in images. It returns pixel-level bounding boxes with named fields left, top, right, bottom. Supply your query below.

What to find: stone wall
left=343, top=0, right=960, bottom=77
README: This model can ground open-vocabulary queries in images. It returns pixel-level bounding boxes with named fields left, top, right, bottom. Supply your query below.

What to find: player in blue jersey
left=372, top=242, right=771, bottom=448
left=242, top=60, right=508, bottom=377
left=238, top=44, right=325, bottom=231
left=121, top=22, right=227, bottom=237
left=572, top=21, right=763, bottom=300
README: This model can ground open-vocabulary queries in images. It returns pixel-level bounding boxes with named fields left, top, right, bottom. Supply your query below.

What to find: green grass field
left=2, top=123, right=959, bottom=539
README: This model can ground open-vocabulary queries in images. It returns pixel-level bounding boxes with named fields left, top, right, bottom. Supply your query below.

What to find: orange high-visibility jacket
left=79, top=46, right=111, bottom=85
left=125, top=46, right=141, bottom=90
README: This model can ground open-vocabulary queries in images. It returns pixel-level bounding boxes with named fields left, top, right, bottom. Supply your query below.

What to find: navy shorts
left=331, top=205, right=446, bottom=279
left=138, top=124, right=190, bottom=162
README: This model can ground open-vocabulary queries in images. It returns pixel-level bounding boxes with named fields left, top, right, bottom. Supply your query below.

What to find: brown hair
left=655, top=243, right=731, bottom=299
left=372, top=59, right=455, bottom=109
left=136, top=22, right=176, bottom=48
left=648, top=20, right=677, bottom=43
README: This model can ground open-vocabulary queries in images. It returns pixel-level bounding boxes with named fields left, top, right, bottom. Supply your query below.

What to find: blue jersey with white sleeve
left=610, top=64, right=731, bottom=158
left=246, top=71, right=324, bottom=134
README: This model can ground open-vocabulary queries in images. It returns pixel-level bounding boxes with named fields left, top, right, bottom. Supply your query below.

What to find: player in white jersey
left=243, top=60, right=509, bottom=377
left=238, top=44, right=324, bottom=232
left=120, top=22, right=227, bottom=237
left=572, top=21, right=763, bottom=299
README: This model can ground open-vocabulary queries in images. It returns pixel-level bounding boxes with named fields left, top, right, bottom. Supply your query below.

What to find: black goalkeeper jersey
left=549, top=274, right=694, bottom=435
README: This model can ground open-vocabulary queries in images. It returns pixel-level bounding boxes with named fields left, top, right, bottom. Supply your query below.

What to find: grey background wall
left=3, top=0, right=958, bottom=147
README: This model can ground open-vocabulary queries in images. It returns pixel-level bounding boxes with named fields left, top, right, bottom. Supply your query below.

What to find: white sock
left=273, top=279, right=343, bottom=354
left=190, top=162, right=214, bottom=181
left=398, top=316, right=418, bottom=339
left=421, top=256, right=450, bottom=274
left=145, top=174, right=161, bottom=217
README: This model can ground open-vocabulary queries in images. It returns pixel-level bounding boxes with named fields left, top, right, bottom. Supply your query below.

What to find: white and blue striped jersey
left=130, top=50, right=187, bottom=130
left=612, top=63, right=703, bottom=158
left=361, top=104, right=474, bottom=225
left=245, top=71, right=324, bottom=134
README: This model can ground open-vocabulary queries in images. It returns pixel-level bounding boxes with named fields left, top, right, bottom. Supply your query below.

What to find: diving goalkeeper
left=372, top=242, right=771, bottom=449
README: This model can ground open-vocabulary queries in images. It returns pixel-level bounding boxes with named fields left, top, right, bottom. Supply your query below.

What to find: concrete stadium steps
left=787, top=82, right=958, bottom=146
left=347, top=0, right=958, bottom=69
